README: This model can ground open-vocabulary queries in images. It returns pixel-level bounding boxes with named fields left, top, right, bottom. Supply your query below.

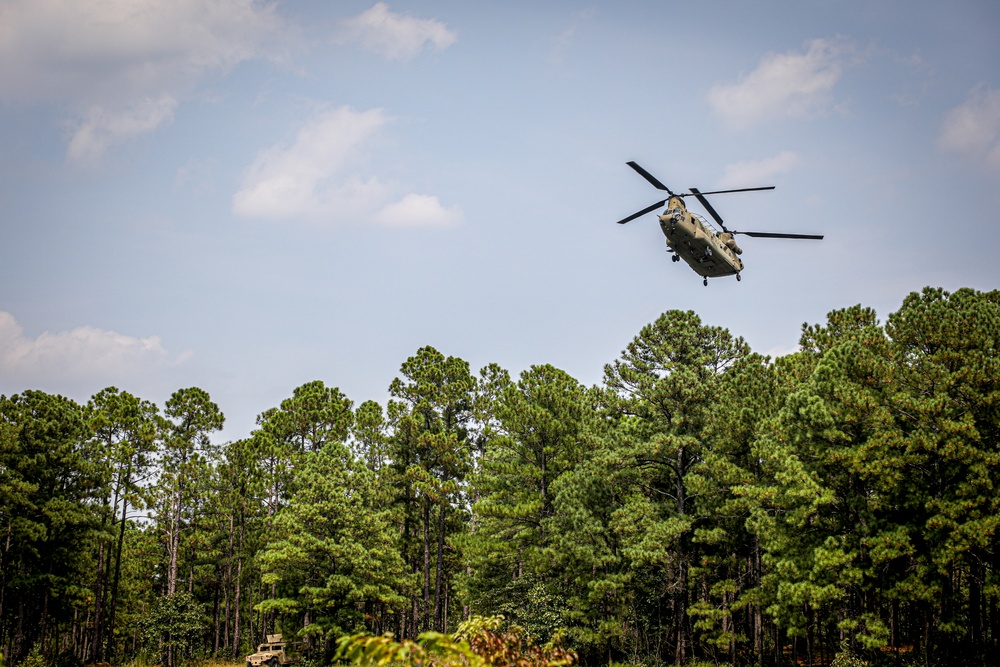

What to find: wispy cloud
left=718, top=151, right=799, bottom=189
left=337, top=3, right=457, bottom=61
left=0, top=311, right=188, bottom=392
left=376, top=194, right=464, bottom=227
left=232, top=106, right=390, bottom=220
left=67, top=94, right=179, bottom=163
left=707, top=39, right=853, bottom=130
left=548, top=8, right=595, bottom=66
left=0, top=0, right=286, bottom=160
left=232, top=106, right=463, bottom=226
left=938, top=84, right=1000, bottom=172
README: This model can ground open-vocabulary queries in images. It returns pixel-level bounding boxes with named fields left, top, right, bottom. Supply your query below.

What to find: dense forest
left=2, top=286, right=998, bottom=667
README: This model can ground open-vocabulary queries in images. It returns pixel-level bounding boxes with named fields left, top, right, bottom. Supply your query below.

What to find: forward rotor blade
left=616, top=199, right=668, bottom=225
left=627, top=161, right=674, bottom=194
left=688, top=188, right=726, bottom=228
left=734, top=231, right=825, bottom=240
left=688, top=186, right=775, bottom=196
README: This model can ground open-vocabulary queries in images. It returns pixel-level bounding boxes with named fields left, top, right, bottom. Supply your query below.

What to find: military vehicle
left=616, top=161, right=823, bottom=285
left=246, top=634, right=299, bottom=667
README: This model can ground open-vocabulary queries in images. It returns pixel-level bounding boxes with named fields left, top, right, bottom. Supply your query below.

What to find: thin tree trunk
left=233, top=512, right=245, bottom=660
left=168, top=483, right=182, bottom=596
left=806, top=603, right=814, bottom=666
left=92, top=533, right=106, bottom=662
left=0, top=523, right=10, bottom=656
left=224, top=513, right=235, bottom=655
left=107, top=463, right=133, bottom=663
left=434, top=497, right=447, bottom=631
left=755, top=536, right=763, bottom=667
left=422, top=498, right=431, bottom=632
left=213, top=577, right=221, bottom=655
left=674, top=445, right=688, bottom=666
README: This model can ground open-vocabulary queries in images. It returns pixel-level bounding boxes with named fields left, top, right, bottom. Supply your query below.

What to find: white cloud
left=0, top=0, right=284, bottom=103
left=718, top=151, right=799, bottom=189
left=0, top=311, right=187, bottom=391
left=938, top=85, right=1000, bottom=171
left=338, top=2, right=457, bottom=61
left=233, top=106, right=463, bottom=227
left=707, top=39, right=852, bottom=130
left=232, top=106, right=391, bottom=220
left=67, top=94, right=179, bottom=163
left=376, top=194, right=464, bottom=227
left=0, top=0, right=285, bottom=158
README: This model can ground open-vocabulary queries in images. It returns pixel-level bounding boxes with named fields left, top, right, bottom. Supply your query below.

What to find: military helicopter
left=616, top=161, right=823, bottom=285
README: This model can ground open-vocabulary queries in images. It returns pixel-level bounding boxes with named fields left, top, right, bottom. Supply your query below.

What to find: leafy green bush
left=19, top=647, right=46, bottom=667
left=830, top=641, right=868, bottom=667
left=336, top=615, right=576, bottom=667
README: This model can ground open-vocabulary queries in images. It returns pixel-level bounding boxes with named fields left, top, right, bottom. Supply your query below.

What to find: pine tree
left=465, top=365, right=594, bottom=640
left=257, top=441, right=408, bottom=652
left=0, top=391, right=102, bottom=662
left=85, top=387, right=160, bottom=662
left=388, top=347, right=476, bottom=634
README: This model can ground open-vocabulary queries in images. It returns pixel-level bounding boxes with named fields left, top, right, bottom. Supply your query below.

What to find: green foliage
left=465, top=365, right=596, bottom=642
left=336, top=616, right=576, bottom=667
left=829, top=640, right=868, bottom=667
left=353, top=400, right=390, bottom=472
left=257, top=441, right=408, bottom=639
left=140, top=592, right=204, bottom=667
left=387, top=346, right=477, bottom=633
left=336, top=630, right=483, bottom=667
left=593, top=311, right=751, bottom=659
left=0, top=390, right=103, bottom=661
left=19, top=646, right=45, bottom=667
left=460, top=572, right=566, bottom=644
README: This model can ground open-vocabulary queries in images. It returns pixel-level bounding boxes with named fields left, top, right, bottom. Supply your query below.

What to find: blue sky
left=2, top=0, right=998, bottom=441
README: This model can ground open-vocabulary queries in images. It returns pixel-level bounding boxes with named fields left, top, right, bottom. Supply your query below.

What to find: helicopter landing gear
left=703, top=278, right=708, bottom=287
left=736, top=273, right=742, bottom=282
left=671, top=254, right=680, bottom=262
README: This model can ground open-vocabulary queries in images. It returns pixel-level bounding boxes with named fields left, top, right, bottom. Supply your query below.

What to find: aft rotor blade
left=688, top=188, right=726, bottom=228
left=689, top=186, right=775, bottom=196
left=627, top=161, right=674, bottom=194
left=616, top=199, right=668, bottom=225
left=734, top=231, right=825, bottom=240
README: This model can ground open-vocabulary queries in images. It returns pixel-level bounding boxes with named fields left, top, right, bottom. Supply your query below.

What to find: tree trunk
left=213, top=578, right=221, bottom=655
left=106, top=463, right=133, bottom=663
left=168, top=481, right=183, bottom=596
left=755, top=536, right=764, bottom=667
left=673, top=445, right=688, bottom=666
left=224, top=513, right=235, bottom=655
left=970, top=561, right=983, bottom=650
left=806, top=603, right=814, bottom=666
left=233, top=513, right=245, bottom=660
left=434, top=495, right=447, bottom=631
left=92, top=533, right=106, bottom=661
left=422, top=498, right=431, bottom=632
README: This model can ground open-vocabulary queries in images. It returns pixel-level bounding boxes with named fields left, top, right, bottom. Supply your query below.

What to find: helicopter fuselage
left=658, top=197, right=743, bottom=278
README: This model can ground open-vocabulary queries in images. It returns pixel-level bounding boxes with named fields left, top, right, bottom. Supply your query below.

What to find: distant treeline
left=1, top=286, right=998, bottom=667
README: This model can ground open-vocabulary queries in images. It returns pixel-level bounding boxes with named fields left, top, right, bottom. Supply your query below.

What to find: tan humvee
left=246, top=634, right=299, bottom=667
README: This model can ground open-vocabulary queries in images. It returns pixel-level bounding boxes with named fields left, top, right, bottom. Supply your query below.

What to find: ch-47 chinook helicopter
left=616, top=161, right=823, bottom=285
